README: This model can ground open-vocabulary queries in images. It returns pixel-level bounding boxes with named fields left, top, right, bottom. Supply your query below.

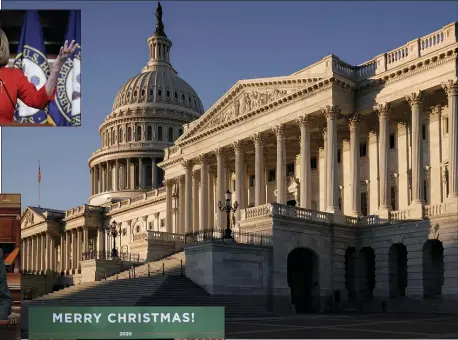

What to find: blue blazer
left=0, top=249, right=12, bottom=320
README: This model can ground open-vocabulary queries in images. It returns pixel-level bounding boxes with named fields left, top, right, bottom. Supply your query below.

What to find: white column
left=297, top=116, right=311, bottom=208
left=114, top=159, right=119, bottom=191
left=376, top=104, right=391, bottom=216
left=139, top=157, right=144, bottom=189
left=97, top=227, right=105, bottom=255
left=322, top=106, right=340, bottom=213
left=22, top=239, right=27, bottom=273
left=215, top=148, right=226, bottom=229
left=183, top=161, right=193, bottom=233
left=234, top=140, right=245, bottom=221
left=97, top=164, right=101, bottom=193
left=83, top=227, right=89, bottom=256
left=406, top=92, right=424, bottom=208
left=273, top=124, right=286, bottom=204
left=71, top=229, right=77, bottom=273
left=106, top=161, right=110, bottom=191
left=65, top=231, right=71, bottom=274
left=126, top=158, right=131, bottom=189
left=45, top=233, right=51, bottom=272
left=50, top=237, right=56, bottom=272
left=442, top=80, right=458, bottom=199
left=36, top=234, right=42, bottom=273
left=252, top=133, right=265, bottom=206
left=208, top=168, right=215, bottom=228
left=165, top=179, right=174, bottom=233
left=192, top=171, right=199, bottom=232
left=60, top=234, right=65, bottom=273
left=349, top=114, right=361, bottom=216
left=199, top=155, right=209, bottom=230
left=178, top=176, right=185, bottom=233
left=77, top=228, right=82, bottom=271
left=152, top=158, right=158, bottom=189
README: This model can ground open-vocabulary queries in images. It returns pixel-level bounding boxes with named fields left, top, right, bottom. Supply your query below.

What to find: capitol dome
left=88, top=2, right=203, bottom=206
left=112, top=68, right=204, bottom=114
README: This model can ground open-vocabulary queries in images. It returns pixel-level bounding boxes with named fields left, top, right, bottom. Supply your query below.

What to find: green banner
left=29, top=306, right=225, bottom=339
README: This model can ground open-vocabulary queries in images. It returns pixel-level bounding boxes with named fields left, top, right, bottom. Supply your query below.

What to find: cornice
left=357, top=46, right=458, bottom=95
left=103, top=192, right=166, bottom=217
left=158, top=156, right=184, bottom=170
left=88, top=143, right=170, bottom=166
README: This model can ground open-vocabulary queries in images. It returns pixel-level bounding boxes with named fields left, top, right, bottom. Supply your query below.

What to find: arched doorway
left=345, top=247, right=358, bottom=301
left=388, top=243, right=408, bottom=298
left=359, top=247, right=375, bottom=301
left=422, top=239, right=444, bottom=298
left=287, top=247, right=319, bottom=313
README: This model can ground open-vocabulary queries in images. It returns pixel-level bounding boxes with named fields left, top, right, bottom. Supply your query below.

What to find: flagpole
left=38, top=161, right=41, bottom=208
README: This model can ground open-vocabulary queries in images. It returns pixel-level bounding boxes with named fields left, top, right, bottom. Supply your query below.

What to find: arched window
left=147, top=126, right=153, bottom=140
left=136, top=225, right=140, bottom=233
left=136, top=126, right=142, bottom=140
left=107, top=133, right=111, bottom=146
left=168, top=127, right=174, bottom=142
left=127, top=126, right=132, bottom=142
left=118, top=127, right=122, bottom=143
left=111, top=129, right=115, bottom=144
left=157, top=126, right=163, bottom=141
left=178, top=128, right=183, bottom=136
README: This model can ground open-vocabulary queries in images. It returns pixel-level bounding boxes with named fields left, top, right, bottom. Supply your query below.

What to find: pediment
left=21, top=207, right=46, bottom=228
left=178, top=75, right=324, bottom=143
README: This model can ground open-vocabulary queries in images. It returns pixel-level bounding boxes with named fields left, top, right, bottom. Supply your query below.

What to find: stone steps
left=136, top=276, right=276, bottom=318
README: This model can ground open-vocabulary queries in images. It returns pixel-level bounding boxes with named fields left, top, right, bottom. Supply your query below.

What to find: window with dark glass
left=233, top=180, right=236, bottom=191
left=360, top=143, right=367, bottom=157
left=136, top=126, right=141, bottom=140
left=181, top=94, right=185, bottom=101
left=157, top=126, right=163, bottom=141
left=310, top=157, right=317, bottom=170
left=268, top=169, right=276, bottom=182
left=127, top=126, right=132, bottom=142
left=178, top=128, right=183, bottom=136
left=389, top=133, right=395, bottom=149
left=168, top=127, right=174, bottom=142
left=337, top=149, right=341, bottom=164
left=249, top=175, right=255, bottom=187
left=166, top=90, right=170, bottom=98
left=174, top=92, right=178, bottom=99
left=287, top=163, right=295, bottom=176
left=147, top=126, right=152, bottom=140
left=422, top=124, right=426, bottom=140
left=157, top=89, right=162, bottom=97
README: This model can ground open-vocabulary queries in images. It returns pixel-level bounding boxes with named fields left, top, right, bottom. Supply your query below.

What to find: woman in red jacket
left=0, top=27, right=76, bottom=125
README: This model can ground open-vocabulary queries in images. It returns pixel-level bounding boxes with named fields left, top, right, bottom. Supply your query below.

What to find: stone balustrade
left=133, top=232, right=147, bottom=241
left=424, top=204, right=444, bottom=218
left=147, top=230, right=184, bottom=242
left=390, top=209, right=409, bottom=221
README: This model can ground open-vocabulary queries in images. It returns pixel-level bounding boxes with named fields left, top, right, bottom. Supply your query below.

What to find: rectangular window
left=249, top=175, right=255, bottom=187
left=233, top=180, right=236, bottom=191
left=422, top=124, right=426, bottom=140
left=360, top=143, right=367, bottom=157
left=122, top=228, right=127, bottom=236
left=148, top=222, right=153, bottom=230
left=160, top=219, right=165, bottom=228
left=444, top=117, right=449, bottom=134
left=389, top=133, right=396, bottom=149
left=337, top=149, right=341, bottom=164
left=310, top=157, right=317, bottom=170
left=361, top=192, right=368, bottom=216
left=287, top=163, right=295, bottom=176
left=268, top=169, right=276, bottom=182
left=390, top=186, right=397, bottom=211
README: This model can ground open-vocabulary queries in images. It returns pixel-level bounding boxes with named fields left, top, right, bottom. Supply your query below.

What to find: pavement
left=225, top=313, right=458, bottom=339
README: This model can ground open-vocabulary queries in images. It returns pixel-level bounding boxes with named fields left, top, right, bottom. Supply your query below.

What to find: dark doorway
left=359, top=247, right=376, bottom=300
left=287, top=247, right=319, bottom=313
left=422, top=239, right=444, bottom=298
left=287, top=200, right=297, bottom=206
left=345, top=247, right=358, bottom=301
left=389, top=243, right=408, bottom=298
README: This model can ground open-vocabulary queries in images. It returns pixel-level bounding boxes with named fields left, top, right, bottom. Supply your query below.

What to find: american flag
left=37, top=163, right=42, bottom=183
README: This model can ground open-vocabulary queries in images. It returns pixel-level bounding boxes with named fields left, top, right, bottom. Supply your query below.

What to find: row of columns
left=90, top=157, right=162, bottom=196
left=163, top=80, right=458, bottom=231
left=22, top=226, right=107, bottom=275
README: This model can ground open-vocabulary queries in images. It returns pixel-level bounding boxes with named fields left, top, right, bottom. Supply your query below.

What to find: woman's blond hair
left=0, top=28, right=10, bottom=68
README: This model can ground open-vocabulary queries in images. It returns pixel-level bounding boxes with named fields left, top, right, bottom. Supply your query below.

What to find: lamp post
left=218, top=190, right=239, bottom=239
left=106, top=220, right=120, bottom=258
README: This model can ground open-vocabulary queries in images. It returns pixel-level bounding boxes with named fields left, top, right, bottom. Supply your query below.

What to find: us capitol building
left=20, top=4, right=458, bottom=313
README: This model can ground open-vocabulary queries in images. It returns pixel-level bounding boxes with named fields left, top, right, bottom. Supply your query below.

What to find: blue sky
left=2, top=1, right=457, bottom=211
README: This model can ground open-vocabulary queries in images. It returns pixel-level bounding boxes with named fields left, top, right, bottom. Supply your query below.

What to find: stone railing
left=424, top=204, right=444, bottom=218
left=240, top=204, right=273, bottom=220
left=390, top=209, right=409, bottom=221
left=65, top=204, right=100, bottom=218
left=133, top=232, right=147, bottom=241
left=106, top=188, right=166, bottom=212
left=147, top=231, right=184, bottom=242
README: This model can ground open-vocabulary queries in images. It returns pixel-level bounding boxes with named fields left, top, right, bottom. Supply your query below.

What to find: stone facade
left=20, top=18, right=458, bottom=312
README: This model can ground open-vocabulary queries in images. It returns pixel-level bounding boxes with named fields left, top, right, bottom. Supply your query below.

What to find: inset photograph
left=0, top=194, right=21, bottom=340
left=0, top=10, right=81, bottom=126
